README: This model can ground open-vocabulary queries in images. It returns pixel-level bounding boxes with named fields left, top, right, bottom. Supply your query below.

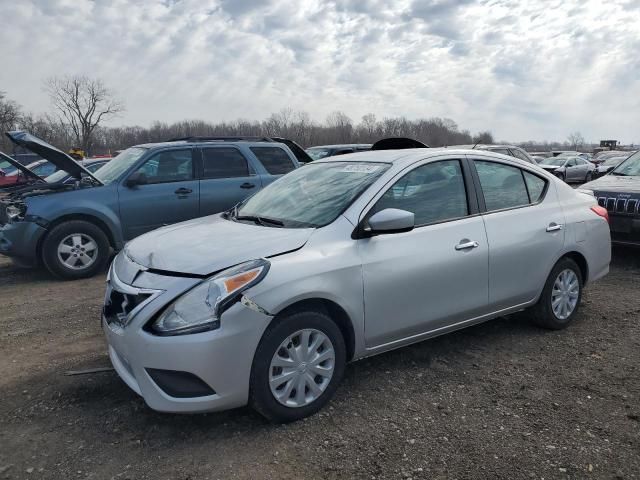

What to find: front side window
left=134, top=149, right=193, bottom=184
left=475, top=161, right=530, bottom=211
left=250, top=147, right=295, bottom=175
left=201, top=148, right=249, bottom=179
left=372, top=160, right=468, bottom=226
left=235, top=161, right=389, bottom=228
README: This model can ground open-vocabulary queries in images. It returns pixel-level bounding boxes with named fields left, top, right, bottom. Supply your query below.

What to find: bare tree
left=567, top=131, right=585, bottom=151
left=0, top=91, right=22, bottom=151
left=44, top=75, right=124, bottom=154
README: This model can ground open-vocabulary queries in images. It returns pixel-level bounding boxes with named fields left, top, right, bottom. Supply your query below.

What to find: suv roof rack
left=165, top=136, right=313, bottom=163
left=166, top=136, right=278, bottom=143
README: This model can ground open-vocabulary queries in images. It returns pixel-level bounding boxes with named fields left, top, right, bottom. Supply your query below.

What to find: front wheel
left=250, top=310, right=346, bottom=422
left=41, top=220, right=110, bottom=280
left=585, top=171, right=593, bottom=182
left=528, top=257, right=583, bottom=330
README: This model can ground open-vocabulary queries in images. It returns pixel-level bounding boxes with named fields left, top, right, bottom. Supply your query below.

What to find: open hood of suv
left=124, top=214, right=314, bottom=276
left=0, top=151, right=46, bottom=184
left=5, top=131, right=103, bottom=185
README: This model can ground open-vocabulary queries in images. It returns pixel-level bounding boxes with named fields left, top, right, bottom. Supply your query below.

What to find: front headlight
left=150, top=259, right=269, bottom=336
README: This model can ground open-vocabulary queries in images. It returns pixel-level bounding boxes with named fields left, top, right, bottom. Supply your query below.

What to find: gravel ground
left=0, top=250, right=638, bottom=480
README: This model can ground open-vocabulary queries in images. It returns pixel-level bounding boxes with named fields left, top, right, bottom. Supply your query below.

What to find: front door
left=118, top=148, right=199, bottom=239
left=472, top=159, right=565, bottom=310
left=358, top=158, right=489, bottom=347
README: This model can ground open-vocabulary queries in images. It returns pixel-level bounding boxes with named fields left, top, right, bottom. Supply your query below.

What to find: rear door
left=249, top=146, right=297, bottom=187
left=198, top=146, right=262, bottom=216
left=565, top=158, right=580, bottom=181
left=118, top=148, right=199, bottom=239
left=471, top=158, right=565, bottom=310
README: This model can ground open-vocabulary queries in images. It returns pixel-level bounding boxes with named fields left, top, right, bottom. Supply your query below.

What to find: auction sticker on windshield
left=340, top=164, right=381, bottom=173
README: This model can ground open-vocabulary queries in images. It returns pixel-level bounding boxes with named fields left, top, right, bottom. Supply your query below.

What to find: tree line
left=2, top=75, right=592, bottom=157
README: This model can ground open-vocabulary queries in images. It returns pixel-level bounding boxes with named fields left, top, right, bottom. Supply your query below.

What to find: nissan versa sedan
left=103, top=149, right=611, bottom=422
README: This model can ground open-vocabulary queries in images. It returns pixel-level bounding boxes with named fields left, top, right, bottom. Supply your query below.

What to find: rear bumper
left=0, top=221, right=46, bottom=267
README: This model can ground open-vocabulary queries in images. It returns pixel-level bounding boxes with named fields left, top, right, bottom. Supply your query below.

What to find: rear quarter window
left=250, top=147, right=296, bottom=175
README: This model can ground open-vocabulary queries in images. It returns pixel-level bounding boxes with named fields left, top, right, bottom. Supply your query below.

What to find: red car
left=0, top=153, right=48, bottom=189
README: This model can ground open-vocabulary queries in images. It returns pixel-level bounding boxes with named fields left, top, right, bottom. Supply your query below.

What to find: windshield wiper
left=235, top=215, right=285, bottom=227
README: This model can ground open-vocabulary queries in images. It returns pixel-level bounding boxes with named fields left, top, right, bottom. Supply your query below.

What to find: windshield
left=94, top=147, right=146, bottom=184
left=611, top=151, right=640, bottom=176
left=234, top=161, right=390, bottom=228
left=306, top=148, right=333, bottom=161
left=603, top=157, right=625, bottom=166
left=45, top=169, right=69, bottom=183
left=539, top=157, right=564, bottom=166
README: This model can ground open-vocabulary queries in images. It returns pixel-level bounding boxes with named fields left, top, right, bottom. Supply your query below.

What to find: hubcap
left=269, top=329, right=335, bottom=408
left=57, top=233, right=98, bottom=270
left=551, top=269, right=579, bottom=320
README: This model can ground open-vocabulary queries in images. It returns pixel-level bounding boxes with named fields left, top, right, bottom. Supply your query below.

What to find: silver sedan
left=102, top=149, right=611, bottom=422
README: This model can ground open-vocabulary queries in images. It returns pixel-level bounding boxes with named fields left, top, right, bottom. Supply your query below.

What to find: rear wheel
left=41, top=220, right=110, bottom=280
left=528, top=257, right=583, bottom=330
left=250, top=310, right=346, bottom=422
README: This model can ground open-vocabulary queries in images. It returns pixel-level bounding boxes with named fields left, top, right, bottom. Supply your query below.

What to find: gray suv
left=0, top=132, right=303, bottom=279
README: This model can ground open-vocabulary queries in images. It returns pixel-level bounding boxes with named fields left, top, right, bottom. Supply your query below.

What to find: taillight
left=591, top=205, right=609, bottom=224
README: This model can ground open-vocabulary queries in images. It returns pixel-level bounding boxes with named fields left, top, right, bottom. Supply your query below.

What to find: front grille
left=103, top=284, right=151, bottom=328
left=598, top=196, right=639, bottom=216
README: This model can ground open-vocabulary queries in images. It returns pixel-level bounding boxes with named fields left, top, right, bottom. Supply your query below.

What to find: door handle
left=240, top=182, right=256, bottom=189
left=174, top=187, right=192, bottom=195
left=546, top=223, right=563, bottom=232
left=455, top=240, right=479, bottom=251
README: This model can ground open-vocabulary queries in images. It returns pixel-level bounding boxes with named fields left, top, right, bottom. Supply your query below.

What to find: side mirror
left=125, top=171, right=147, bottom=188
left=366, top=208, right=415, bottom=235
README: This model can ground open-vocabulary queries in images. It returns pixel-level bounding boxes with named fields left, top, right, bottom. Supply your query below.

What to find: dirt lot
left=0, top=250, right=639, bottom=480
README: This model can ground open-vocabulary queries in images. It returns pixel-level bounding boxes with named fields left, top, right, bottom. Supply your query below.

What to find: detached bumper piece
left=146, top=368, right=216, bottom=398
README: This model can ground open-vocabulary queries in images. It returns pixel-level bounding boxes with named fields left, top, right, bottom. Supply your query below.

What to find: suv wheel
left=528, top=257, right=583, bottom=330
left=250, top=310, right=346, bottom=422
left=41, top=220, right=110, bottom=280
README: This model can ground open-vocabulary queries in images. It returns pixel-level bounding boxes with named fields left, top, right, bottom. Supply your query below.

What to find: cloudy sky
left=1, top=0, right=639, bottom=143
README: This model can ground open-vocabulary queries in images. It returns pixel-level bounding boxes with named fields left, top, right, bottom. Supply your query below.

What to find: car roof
left=134, top=139, right=292, bottom=149
left=307, top=144, right=372, bottom=149
left=314, top=147, right=534, bottom=168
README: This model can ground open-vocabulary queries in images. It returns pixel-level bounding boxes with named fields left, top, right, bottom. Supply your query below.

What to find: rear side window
left=475, top=161, right=529, bottom=211
left=372, top=160, right=468, bottom=226
left=202, top=148, right=250, bottom=179
left=511, top=148, right=531, bottom=163
left=523, top=171, right=546, bottom=202
left=250, top=147, right=295, bottom=175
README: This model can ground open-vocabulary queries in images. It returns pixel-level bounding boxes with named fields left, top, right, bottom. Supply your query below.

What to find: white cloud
left=0, top=0, right=638, bottom=143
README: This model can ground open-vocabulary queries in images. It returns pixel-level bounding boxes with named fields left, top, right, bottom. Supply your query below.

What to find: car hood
left=124, top=214, right=314, bottom=276
left=5, top=131, right=103, bottom=184
left=0, top=151, right=45, bottom=183
left=582, top=175, right=640, bottom=194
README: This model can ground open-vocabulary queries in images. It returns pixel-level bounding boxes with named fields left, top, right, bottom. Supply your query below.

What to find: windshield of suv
left=306, top=148, right=333, bottom=161
left=611, top=151, right=640, bottom=176
left=602, top=157, right=625, bottom=167
left=539, top=157, right=565, bottom=166
left=94, top=147, right=146, bottom=184
left=234, top=161, right=389, bottom=228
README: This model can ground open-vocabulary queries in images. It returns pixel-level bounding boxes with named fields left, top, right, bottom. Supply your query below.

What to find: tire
left=528, top=257, right=583, bottom=330
left=585, top=171, right=593, bottom=182
left=41, top=220, right=110, bottom=280
left=249, top=310, right=347, bottom=423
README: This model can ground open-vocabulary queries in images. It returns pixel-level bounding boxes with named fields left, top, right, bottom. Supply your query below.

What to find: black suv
left=581, top=150, right=640, bottom=246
